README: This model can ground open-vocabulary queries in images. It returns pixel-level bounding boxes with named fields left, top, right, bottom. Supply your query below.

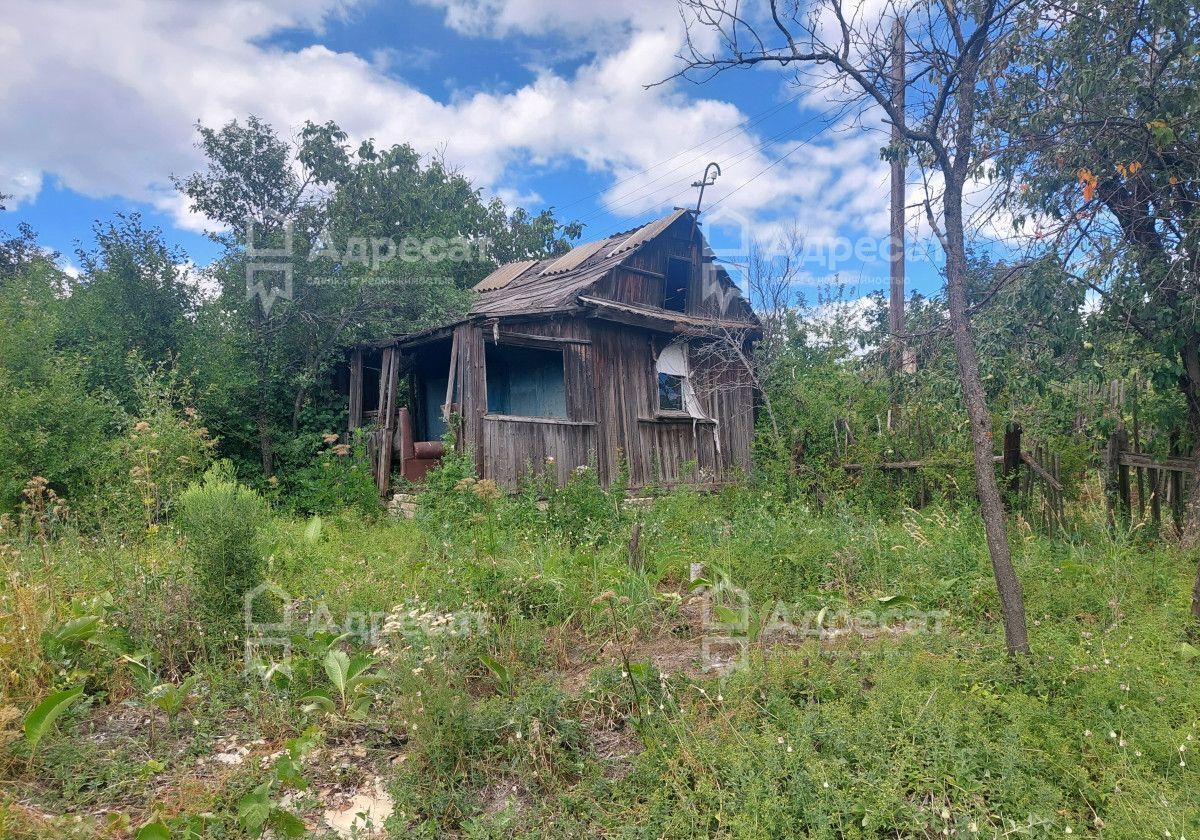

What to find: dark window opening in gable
left=664, top=257, right=690, bottom=312
left=658, top=372, right=684, bottom=412
left=485, top=343, right=567, bottom=418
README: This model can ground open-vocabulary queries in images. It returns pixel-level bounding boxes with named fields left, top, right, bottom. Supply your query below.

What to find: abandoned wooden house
left=345, top=208, right=761, bottom=493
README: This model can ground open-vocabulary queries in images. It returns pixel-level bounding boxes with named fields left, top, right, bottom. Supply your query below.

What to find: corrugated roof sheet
left=469, top=209, right=694, bottom=318
left=539, top=238, right=608, bottom=276
left=606, top=208, right=689, bottom=258
left=474, top=258, right=538, bottom=292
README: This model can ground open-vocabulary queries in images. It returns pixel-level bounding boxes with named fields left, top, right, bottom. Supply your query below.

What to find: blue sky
left=1, top=0, right=949, bottom=299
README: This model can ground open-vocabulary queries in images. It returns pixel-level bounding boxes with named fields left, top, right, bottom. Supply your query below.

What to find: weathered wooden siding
left=689, top=345, right=756, bottom=478
left=588, top=320, right=752, bottom=490
left=462, top=316, right=601, bottom=489
left=598, top=214, right=748, bottom=322
left=481, top=416, right=598, bottom=487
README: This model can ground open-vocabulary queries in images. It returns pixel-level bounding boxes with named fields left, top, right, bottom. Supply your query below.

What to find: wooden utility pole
left=888, top=16, right=908, bottom=376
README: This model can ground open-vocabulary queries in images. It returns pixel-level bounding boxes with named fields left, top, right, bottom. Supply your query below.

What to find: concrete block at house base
left=388, top=492, right=419, bottom=519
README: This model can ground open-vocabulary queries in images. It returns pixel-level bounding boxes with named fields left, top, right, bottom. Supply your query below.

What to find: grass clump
left=2, top=474, right=1198, bottom=838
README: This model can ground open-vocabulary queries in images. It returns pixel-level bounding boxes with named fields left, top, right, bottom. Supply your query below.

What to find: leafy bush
left=85, top=360, right=215, bottom=534
left=285, top=429, right=378, bottom=517
left=176, top=463, right=269, bottom=633
left=544, top=461, right=626, bottom=548
left=418, top=433, right=481, bottom=515
left=0, top=261, right=121, bottom=512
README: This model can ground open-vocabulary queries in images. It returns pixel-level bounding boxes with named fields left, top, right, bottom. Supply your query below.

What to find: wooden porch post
left=348, top=348, right=363, bottom=431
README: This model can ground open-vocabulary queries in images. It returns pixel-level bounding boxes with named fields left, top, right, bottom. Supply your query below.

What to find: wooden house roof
left=469, top=209, right=691, bottom=318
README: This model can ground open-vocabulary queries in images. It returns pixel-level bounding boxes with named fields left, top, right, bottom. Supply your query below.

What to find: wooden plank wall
left=482, top=417, right=598, bottom=487
left=690, top=345, right=755, bottom=477
left=601, top=215, right=745, bottom=321
left=461, top=317, right=601, bottom=489
left=589, top=320, right=752, bottom=490
left=450, top=323, right=486, bottom=475
left=348, top=349, right=363, bottom=430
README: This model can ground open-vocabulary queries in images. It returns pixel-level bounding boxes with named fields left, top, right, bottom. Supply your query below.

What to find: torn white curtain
left=656, top=341, right=721, bottom=458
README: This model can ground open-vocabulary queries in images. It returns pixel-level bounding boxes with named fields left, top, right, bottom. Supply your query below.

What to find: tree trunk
left=943, top=178, right=1030, bottom=656
left=1180, top=334, right=1200, bottom=547
left=253, top=316, right=274, bottom=476
left=257, top=413, right=274, bottom=476
left=291, top=385, right=307, bottom=433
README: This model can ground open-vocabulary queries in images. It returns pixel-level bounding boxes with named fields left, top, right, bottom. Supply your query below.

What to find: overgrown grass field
left=2, top=460, right=1198, bottom=838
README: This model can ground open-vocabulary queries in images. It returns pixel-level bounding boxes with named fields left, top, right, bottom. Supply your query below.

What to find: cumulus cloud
left=0, top=0, right=895, bottom=273
left=416, top=0, right=680, bottom=39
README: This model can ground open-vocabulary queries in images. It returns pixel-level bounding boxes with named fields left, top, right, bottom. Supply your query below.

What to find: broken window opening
left=658, top=372, right=684, bottom=412
left=663, top=256, right=690, bottom=312
left=485, top=343, right=567, bottom=418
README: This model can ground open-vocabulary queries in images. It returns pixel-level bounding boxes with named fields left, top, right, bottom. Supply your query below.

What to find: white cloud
left=417, top=0, right=679, bottom=39
left=175, top=260, right=220, bottom=301
left=0, top=168, right=42, bottom=207
left=0, top=0, right=896, bottom=275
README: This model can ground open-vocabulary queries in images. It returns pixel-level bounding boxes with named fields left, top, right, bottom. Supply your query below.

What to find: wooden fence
left=1105, top=428, right=1194, bottom=530
left=840, top=420, right=1067, bottom=529
left=833, top=378, right=1196, bottom=533
left=1003, top=424, right=1066, bottom=534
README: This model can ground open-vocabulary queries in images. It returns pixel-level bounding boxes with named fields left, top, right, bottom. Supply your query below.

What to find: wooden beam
left=1019, top=450, right=1063, bottom=493
left=348, top=348, right=363, bottom=430
left=496, top=331, right=592, bottom=347
left=1117, top=451, right=1197, bottom=474
left=843, top=455, right=1003, bottom=471
left=442, top=328, right=460, bottom=423
left=578, top=295, right=761, bottom=336
left=483, top=413, right=596, bottom=427
left=620, top=264, right=666, bottom=280
left=377, top=347, right=401, bottom=496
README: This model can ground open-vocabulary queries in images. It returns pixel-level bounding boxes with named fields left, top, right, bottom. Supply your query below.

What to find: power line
left=703, top=134, right=817, bottom=214
left=553, top=91, right=807, bottom=216
left=572, top=110, right=827, bottom=228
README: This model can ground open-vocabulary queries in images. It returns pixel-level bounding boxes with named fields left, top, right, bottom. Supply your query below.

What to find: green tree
left=61, top=215, right=195, bottom=409
left=0, top=233, right=118, bottom=510
left=990, top=0, right=1200, bottom=444
left=989, top=0, right=1200, bottom=615
left=175, top=116, right=579, bottom=482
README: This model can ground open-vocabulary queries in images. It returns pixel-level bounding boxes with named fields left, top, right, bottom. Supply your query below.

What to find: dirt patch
left=589, top=726, right=644, bottom=781
left=478, top=776, right=536, bottom=819
left=320, top=775, right=394, bottom=838
left=557, top=587, right=714, bottom=697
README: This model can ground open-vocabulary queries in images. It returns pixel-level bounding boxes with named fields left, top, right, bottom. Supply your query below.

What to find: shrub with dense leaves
left=285, top=429, right=378, bottom=517
left=176, top=463, right=269, bottom=632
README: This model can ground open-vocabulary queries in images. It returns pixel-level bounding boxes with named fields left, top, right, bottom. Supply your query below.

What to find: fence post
left=1106, top=429, right=1130, bottom=524
left=1149, top=467, right=1162, bottom=526
left=1003, top=423, right=1022, bottom=499
left=1170, top=432, right=1185, bottom=532
left=1118, top=434, right=1131, bottom=516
